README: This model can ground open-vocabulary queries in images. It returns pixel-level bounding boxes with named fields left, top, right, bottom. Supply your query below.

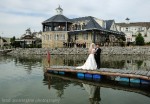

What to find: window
left=46, top=35, right=48, bottom=40
left=75, top=34, right=78, bottom=40
left=82, top=34, right=88, bottom=40
left=138, top=28, right=141, bottom=31
left=127, top=38, right=131, bottom=42
left=86, top=34, right=88, bottom=40
left=59, top=34, right=64, bottom=40
left=56, top=34, right=58, bottom=40
left=144, top=34, right=147, bottom=37
left=49, top=34, right=51, bottom=40
left=91, top=33, right=92, bottom=40
left=54, top=34, right=58, bottom=40
left=43, top=34, right=47, bottom=40
left=142, top=27, right=145, bottom=31
left=62, top=34, right=65, bottom=40
left=96, top=34, right=98, bottom=40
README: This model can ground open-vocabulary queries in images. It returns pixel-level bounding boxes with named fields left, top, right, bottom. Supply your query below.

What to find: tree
left=135, top=33, right=145, bottom=46
left=120, top=35, right=126, bottom=41
left=10, top=36, right=16, bottom=47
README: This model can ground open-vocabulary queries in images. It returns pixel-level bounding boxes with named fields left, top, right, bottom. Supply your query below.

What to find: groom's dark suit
left=94, top=48, right=101, bottom=69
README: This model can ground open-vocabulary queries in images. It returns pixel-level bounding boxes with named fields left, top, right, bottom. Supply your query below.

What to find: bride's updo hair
left=88, top=43, right=95, bottom=54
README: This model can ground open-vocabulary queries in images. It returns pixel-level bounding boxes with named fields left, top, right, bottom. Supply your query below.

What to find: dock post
left=140, top=79, right=142, bottom=85
left=129, top=77, right=130, bottom=86
left=47, top=51, right=50, bottom=67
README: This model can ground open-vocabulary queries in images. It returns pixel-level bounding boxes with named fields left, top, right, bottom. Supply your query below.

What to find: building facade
left=42, top=6, right=125, bottom=48
left=116, top=18, right=150, bottom=43
left=16, top=28, right=42, bottom=48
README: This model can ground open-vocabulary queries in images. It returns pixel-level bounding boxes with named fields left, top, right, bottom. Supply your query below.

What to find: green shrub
left=135, top=33, right=145, bottom=46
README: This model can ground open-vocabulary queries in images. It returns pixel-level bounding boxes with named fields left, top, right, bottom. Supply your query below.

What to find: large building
left=42, top=6, right=124, bottom=48
left=116, top=18, right=150, bottom=43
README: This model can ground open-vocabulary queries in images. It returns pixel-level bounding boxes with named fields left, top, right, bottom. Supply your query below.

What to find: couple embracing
left=76, top=43, right=101, bottom=70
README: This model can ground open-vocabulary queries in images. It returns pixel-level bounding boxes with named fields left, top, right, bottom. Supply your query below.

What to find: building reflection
left=42, top=55, right=150, bottom=71
left=1, top=54, right=150, bottom=75
left=11, top=55, right=42, bottom=74
left=42, top=55, right=87, bottom=67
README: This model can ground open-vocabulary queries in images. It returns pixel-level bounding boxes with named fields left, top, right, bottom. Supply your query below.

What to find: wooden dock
left=46, top=66, right=150, bottom=81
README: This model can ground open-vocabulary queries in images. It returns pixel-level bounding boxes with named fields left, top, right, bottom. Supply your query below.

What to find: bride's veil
left=88, top=43, right=95, bottom=53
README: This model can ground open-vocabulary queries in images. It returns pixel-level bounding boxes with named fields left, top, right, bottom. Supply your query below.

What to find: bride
left=76, top=43, right=97, bottom=70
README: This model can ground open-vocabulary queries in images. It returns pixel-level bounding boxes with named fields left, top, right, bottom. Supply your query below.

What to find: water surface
left=0, top=55, right=150, bottom=104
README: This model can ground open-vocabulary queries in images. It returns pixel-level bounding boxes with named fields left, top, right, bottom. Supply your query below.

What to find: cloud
left=0, top=0, right=150, bottom=37
left=0, top=12, right=44, bottom=37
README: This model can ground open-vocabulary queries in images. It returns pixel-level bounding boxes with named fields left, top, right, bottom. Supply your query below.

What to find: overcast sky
left=0, top=0, right=150, bottom=38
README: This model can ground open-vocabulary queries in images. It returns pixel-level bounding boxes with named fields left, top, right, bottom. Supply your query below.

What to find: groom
left=94, top=44, right=101, bottom=69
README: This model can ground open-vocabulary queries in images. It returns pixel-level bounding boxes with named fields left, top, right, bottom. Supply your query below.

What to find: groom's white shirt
left=95, top=48, right=98, bottom=51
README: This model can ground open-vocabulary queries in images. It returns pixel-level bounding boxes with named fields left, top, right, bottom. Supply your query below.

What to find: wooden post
left=140, top=79, right=142, bottom=85
left=129, top=77, right=130, bottom=86
left=47, top=51, right=50, bottom=67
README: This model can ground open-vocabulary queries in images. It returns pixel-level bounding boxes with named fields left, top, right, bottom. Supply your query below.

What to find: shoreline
left=8, top=46, right=150, bottom=55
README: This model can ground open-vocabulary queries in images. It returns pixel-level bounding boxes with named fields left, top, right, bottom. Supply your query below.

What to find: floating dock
left=46, top=66, right=150, bottom=84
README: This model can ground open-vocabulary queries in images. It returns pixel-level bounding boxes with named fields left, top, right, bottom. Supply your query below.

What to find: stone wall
left=8, top=46, right=150, bottom=55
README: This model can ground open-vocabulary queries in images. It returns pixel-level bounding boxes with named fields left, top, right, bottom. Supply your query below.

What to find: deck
left=46, top=66, right=150, bottom=81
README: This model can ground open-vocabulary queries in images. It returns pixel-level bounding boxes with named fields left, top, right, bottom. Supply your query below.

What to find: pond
left=0, top=55, right=150, bottom=104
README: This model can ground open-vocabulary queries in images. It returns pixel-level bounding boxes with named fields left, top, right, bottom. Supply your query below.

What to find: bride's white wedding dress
left=76, top=49, right=97, bottom=70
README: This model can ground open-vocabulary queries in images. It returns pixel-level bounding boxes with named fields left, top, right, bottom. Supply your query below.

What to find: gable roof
left=85, top=17, right=102, bottom=29
left=105, top=20, right=114, bottom=30
left=116, top=22, right=150, bottom=29
left=71, top=16, right=102, bottom=29
left=42, top=15, right=72, bottom=23
left=71, top=16, right=93, bottom=22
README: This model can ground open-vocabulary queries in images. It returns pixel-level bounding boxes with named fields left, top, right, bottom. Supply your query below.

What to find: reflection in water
left=83, top=83, right=101, bottom=104
left=43, top=73, right=70, bottom=98
left=44, top=73, right=101, bottom=104
left=44, top=73, right=150, bottom=104
left=0, top=55, right=150, bottom=104
left=1, top=55, right=150, bottom=71
left=42, top=55, right=150, bottom=71
left=0, top=55, right=43, bottom=74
